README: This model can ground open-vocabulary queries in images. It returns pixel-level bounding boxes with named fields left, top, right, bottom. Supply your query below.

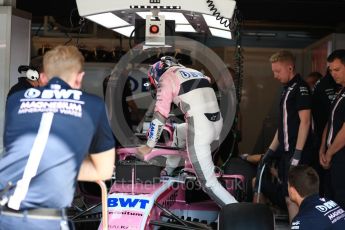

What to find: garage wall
left=223, top=47, right=304, bottom=154
left=0, top=7, right=31, bottom=153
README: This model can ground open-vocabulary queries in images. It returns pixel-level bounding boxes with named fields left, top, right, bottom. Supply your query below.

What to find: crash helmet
left=147, top=56, right=179, bottom=89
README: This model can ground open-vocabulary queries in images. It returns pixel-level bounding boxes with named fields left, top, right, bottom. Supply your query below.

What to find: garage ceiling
left=16, top=0, right=345, bottom=27
left=14, top=0, right=345, bottom=46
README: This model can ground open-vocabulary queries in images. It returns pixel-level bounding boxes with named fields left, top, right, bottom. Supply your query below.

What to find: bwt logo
left=315, top=200, right=338, bottom=212
left=108, top=198, right=150, bottom=209
left=24, top=88, right=82, bottom=100
left=179, top=70, right=204, bottom=79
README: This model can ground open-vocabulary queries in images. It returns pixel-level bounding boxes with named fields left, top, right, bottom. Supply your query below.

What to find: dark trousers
left=330, top=152, right=345, bottom=209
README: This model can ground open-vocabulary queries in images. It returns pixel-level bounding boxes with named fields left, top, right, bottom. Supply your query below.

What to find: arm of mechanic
left=295, top=109, right=311, bottom=150
left=291, top=109, right=311, bottom=165
left=319, top=123, right=328, bottom=167
left=78, top=148, right=115, bottom=181
left=260, top=130, right=280, bottom=165
left=323, top=122, right=345, bottom=169
left=269, top=130, right=280, bottom=151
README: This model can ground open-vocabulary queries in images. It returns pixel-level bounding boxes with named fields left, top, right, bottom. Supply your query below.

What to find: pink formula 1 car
left=91, top=146, right=274, bottom=230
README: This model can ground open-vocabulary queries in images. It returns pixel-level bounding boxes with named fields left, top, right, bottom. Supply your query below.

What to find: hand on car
left=135, top=145, right=153, bottom=161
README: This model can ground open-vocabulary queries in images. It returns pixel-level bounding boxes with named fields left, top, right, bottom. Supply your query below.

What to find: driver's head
left=148, top=56, right=180, bottom=89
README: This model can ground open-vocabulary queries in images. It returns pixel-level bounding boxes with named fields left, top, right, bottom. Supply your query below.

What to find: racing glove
left=290, top=149, right=302, bottom=167
left=261, top=148, right=275, bottom=166
left=239, top=153, right=249, bottom=161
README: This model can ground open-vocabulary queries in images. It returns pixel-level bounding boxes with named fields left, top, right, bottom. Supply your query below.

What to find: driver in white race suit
left=136, top=56, right=237, bottom=207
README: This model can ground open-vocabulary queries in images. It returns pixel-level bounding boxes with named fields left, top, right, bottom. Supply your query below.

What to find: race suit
left=146, top=66, right=238, bottom=207
left=164, top=122, right=187, bottom=175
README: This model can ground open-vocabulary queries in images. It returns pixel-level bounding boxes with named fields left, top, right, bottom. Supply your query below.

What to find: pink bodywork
left=99, top=147, right=244, bottom=230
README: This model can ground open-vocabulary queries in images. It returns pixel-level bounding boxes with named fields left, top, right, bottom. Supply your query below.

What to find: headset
left=18, top=65, right=39, bottom=81
left=160, top=56, right=179, bottom=69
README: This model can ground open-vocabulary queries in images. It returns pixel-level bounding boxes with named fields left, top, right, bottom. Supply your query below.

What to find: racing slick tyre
left=218, top=202, right=274, bottom=230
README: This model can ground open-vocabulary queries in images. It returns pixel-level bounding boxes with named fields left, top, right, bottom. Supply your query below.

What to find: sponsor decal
left=315, top=200, right=338, bottom=213
left=327, top=208, right=345, bottom=223
left=299, top=86, right=309, bottom=96
left=161, top=190, right=177, bottom=210
left=24, top=88, right=82, bottom=100
left=148, top=122, right=156, bottom=139
left=107, top=194, right=154, bottom=230
left=108, top=197, right=150, bottom=209
left=108, top=210, right=144, bottom=230
left=291, top=220, right=300, bottom=229
left=18, top=88, right=84, bottom=117
left=179, top=70, right=204, bottom=79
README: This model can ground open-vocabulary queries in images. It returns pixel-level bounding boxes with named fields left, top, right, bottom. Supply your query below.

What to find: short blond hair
left=43, top=45, right=84, bottom=81
left=269, top=50, right=296, bottom=65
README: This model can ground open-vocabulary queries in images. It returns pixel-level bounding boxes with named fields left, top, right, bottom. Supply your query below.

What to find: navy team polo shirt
left=291, top=194, right=345, bottom=229
left=278, top=74, right=311, bottom=153
left=312, top=74, right=338, bottom=143
left=0, top=77, right=115, bottom=210
left=326, top=88, right=345, bottom=149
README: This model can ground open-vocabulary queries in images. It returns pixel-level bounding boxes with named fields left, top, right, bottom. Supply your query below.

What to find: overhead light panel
left=137, top=12, right=189, bottom=24
left=175, top=24, right=196, bottom=33
left=202, top=14, right=230, bottom=30
left=113, top=26, right=135, bottom=37
left=209, top=28, right=232, bottom=39
left=86, top=12, right=130, bottom=28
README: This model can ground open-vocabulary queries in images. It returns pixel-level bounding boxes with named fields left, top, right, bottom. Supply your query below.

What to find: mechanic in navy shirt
left=0, top=45, right=116, bottom=230
left=320, top=49, right=345, bottom=209
left=254, top=50, right=313, bottom=223
left=311, top=68, right=339, bottom=197
left=288, top=165, right=345, bottom=229
left=312, top=69, right=338, bottom=149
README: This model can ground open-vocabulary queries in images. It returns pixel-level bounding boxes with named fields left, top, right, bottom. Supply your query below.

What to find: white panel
left=0, top=7, right=31, bottom=154
left=113, top=26, right=135, bottom=37
left=175, top=24, right=196, bottom=32
left=10, top=14, right=31, bottom=87
left=209, top=28, right=232, bottom=39
left=0, top=7, right=11, bottom=154
left=203, top=14, right=230, bottom=30
left=86, top=13, right=130, bottom=28
left=76, top=0, right=236, bottom=19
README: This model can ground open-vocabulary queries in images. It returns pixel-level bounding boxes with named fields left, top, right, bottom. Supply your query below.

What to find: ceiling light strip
left=209, top=27, right=232, bottom=39
left=86, top=13, right=130, bottom=28
left=113, top=26, right=135, bottom=37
